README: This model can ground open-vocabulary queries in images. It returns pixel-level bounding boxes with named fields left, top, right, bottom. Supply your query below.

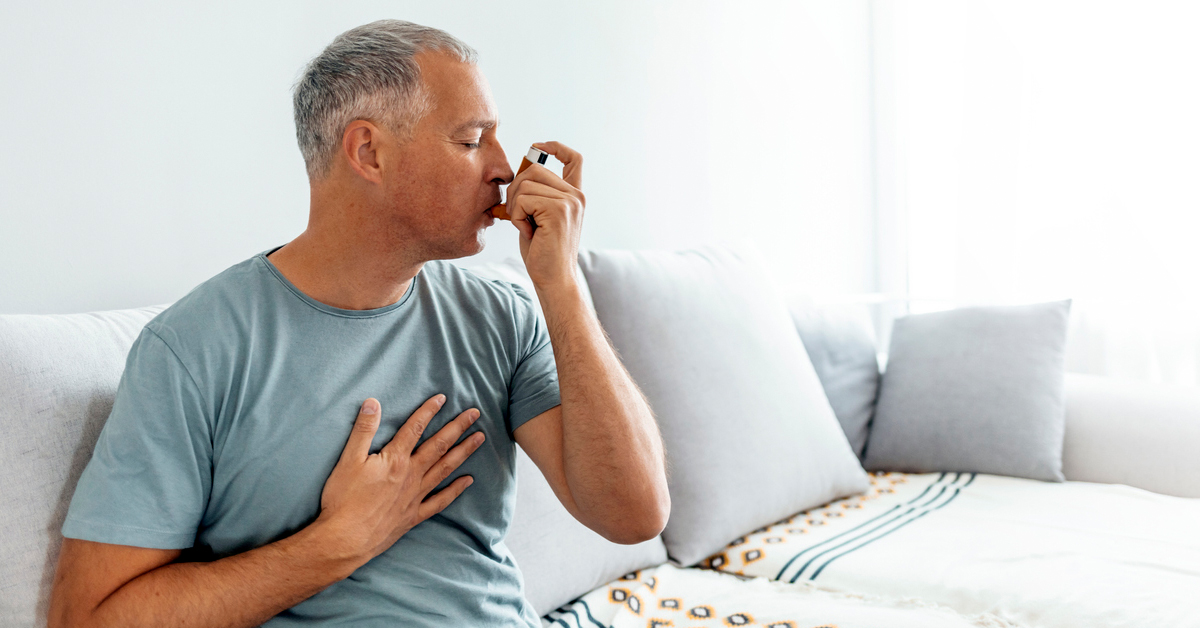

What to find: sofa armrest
left=1062, top=373, right=1200, bottom=498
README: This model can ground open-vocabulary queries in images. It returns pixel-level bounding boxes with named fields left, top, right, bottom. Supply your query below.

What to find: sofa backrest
left=0, top=306, right=165, bottom=625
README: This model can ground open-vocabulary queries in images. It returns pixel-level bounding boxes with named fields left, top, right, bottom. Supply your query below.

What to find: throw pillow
left=863, top=300, right=1072, bottom=481
left=579, top=245, right=869, bottom=566
left=787, top=296, right=880, bottom=459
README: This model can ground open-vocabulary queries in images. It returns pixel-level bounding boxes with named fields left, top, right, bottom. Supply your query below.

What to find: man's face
left=380, top=52, right=513, bottom=260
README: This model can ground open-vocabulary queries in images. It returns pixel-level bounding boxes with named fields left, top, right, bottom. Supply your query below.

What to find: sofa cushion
left=787, top=297, right=880, bottom=459
left=463, top=258, right=668, bottom=615
left=0, top=306, right=164, bottom=626
left=578, top=245, right=870, bottom=566
left=864, top=301, right=1071, bottom=481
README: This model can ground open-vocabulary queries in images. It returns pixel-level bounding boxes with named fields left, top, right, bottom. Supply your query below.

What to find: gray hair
left=293, top=20, right=478, bottom=180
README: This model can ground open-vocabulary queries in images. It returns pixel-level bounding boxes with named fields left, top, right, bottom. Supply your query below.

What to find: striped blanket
left=542, top=562, right=1015, bottom=628
left=544, top=472, right=1200, bottom=628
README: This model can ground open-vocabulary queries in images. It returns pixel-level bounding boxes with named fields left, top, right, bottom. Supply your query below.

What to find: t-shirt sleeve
left=61, top=327, right=213, bottom=549
left=505, top=284, right=562, bottom=436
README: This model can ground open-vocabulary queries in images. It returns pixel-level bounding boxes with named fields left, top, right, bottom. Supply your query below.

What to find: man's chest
left=195, top=336, right=517, bottom=556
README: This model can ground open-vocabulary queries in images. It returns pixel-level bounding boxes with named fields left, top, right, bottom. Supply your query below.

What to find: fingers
left=505, top=182, right=552, bottom=228
left=417, top=475, right=474, bottom=522
left=409, top=408, right=481, bottom=467
left=504, top=196, right=539, bottom=239
left=508, top=195, right=569, bottom=239
left=338, top=398, right=382, bottom=464
left=388, top=394, right=447, bottom=454
left=420, top=426, right=486, bottom=493
left=511, top=180, right=571, bottom=202
left=507, top=181, right=582, bottom=241
left=533, top=141, right=583, bottom=189
left=509, top=163, right=578, bottom=202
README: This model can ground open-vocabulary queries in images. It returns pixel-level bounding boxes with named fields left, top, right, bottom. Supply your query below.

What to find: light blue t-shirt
left=62, top=249, right=561, bottom=627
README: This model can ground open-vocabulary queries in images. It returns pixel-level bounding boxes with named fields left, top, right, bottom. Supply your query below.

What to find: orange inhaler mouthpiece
left=490, top=146, right=551, bottom=220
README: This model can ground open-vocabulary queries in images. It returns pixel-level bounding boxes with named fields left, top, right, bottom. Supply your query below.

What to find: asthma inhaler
left=490, top=145, right=550, bottom=220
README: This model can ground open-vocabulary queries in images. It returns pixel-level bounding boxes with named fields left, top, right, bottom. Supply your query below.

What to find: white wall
left=0, top=0, right=874, bottom=314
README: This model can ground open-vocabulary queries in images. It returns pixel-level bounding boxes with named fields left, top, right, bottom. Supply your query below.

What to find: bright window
left=874, top=0, right=1200, bottom=386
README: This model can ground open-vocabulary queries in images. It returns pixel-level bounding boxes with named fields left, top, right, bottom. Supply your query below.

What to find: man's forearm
left=60, top=522, right=358, bottom=628
left=535, top=277, right=670, bottom=541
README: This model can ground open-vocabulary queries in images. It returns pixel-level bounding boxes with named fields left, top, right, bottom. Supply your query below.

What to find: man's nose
left=491, top=144, right=515, bottom=184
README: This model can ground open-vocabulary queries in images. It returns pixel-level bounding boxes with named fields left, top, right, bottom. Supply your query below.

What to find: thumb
left=340, top=398, right=381, bottom=464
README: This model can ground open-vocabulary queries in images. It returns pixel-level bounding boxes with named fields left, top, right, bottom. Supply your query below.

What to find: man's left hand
left=505, top=141, right=585, bottom=289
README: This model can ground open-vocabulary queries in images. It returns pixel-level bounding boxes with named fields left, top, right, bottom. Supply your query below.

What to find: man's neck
left=266, top=229, right=423, bottom=311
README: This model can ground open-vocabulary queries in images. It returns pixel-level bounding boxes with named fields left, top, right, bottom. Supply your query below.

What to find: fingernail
left=473, top=432, right=485, bottom=444
left=361, top=399, right=378, bottom=415
left=436, top=394, right=446, bottom=406
left=465, top=476, right=474, bottom=487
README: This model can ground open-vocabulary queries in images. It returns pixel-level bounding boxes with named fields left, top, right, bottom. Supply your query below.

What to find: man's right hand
left=314, top=395, right=485, bottom=567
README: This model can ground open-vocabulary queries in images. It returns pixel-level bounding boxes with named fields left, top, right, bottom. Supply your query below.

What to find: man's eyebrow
left=450, top=119, right=498, bottom=136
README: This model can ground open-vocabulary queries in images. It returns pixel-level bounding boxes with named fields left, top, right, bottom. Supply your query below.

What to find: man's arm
left=49, top=527, right=355, bottom=628
left=49, top=396, right=484, bottom=628
left=512, top=296, right=670, bottom=544
left=507, top=141, right=670, bottom=544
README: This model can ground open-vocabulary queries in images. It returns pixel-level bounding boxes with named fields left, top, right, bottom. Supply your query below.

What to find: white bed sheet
left=699, top=472, right=1200, bottom=628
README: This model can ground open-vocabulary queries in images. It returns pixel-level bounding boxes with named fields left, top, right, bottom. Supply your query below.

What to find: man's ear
left=341, top=120, right=384, bottom=184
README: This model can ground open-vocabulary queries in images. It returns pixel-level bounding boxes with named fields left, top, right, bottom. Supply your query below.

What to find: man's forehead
left=449, top=117, right=499, bottom=136
left=415, top=51, right=499, bottom=135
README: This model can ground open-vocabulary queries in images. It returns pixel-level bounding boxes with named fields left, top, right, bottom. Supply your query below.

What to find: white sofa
left=2, top=257, right=1199, bottom=627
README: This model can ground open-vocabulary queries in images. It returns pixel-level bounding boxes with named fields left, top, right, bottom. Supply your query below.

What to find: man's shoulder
left=424, top=260, right=537, bottom=313
left=144, top=253, right=271, bottom=353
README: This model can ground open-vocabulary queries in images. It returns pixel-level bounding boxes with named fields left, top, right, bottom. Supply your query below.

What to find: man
left=48, top=20, right=669, bottom=628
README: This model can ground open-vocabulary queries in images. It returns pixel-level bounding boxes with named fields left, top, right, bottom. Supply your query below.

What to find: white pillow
left=578, top=245, right=869, bottom=566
